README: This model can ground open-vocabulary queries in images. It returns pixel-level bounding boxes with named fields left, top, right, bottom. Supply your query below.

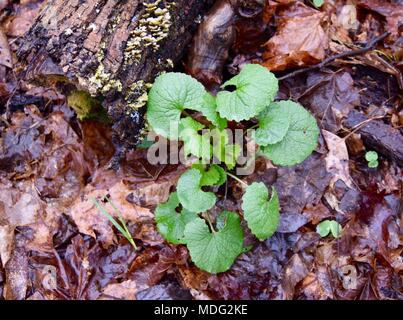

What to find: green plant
left=365, top=151, right=379, bottom=168
left=147, top=64, right=319, bottom=273
left=312, top=0, right=324, bottom=8
left=316, top=220, right=342, bottom=238
left=92, top=197, right=138, bottom=250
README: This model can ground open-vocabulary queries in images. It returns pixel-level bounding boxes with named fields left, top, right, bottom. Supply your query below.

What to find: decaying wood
left=18, top=0, right=212, bottom=152
left=344, top=110, right=403, bottom=166
left=185, top=0, right=265, bottom=89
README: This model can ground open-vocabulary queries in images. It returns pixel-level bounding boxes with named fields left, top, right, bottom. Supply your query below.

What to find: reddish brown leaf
left=262, top=2, right=329, bottom=71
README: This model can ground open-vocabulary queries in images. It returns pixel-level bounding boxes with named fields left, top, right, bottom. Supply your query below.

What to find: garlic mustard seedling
left=146, top=64, right=319, bottom=273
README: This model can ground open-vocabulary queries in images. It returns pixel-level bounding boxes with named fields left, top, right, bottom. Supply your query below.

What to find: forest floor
left=0, top=0, right=402, bottom=300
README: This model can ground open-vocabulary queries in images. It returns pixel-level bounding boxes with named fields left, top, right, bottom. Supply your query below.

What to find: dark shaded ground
left=0, top=0, right=401, bottom=300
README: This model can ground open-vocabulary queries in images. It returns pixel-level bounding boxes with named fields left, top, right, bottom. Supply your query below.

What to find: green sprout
left=316, top=220, right=342, bottom=238
left=312, top=0, right=324, bottom=8
left=365, top=151, right=379, bottom=168
left=92, top=197, right=138, bottom=250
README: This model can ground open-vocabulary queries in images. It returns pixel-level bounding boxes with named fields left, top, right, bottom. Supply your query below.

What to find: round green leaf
left=368, top=160, right=379, bottom=168
left=255, top=102, right=291, bottom=146
left=147, top=72, right=206, bottom=139
left=216, top=64, right=278, bottom=122
left=184, top=211, right=244, bottom=273
left=155, top=192, right=198, bottom=244
left=365, top=151, right=378, bottom=162
left=194, top=93, right=227, bottom=130
left=192, top=163, right=227, bottom=187
left=241, top=182, right=280, bottom=241
left=177, top=169, right=216, bottom=213
left=261, top=100, right=319, bottom=166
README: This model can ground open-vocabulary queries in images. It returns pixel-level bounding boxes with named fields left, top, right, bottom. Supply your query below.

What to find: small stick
left=226, top=171, right=248, bottom=187
left=278, top=32, right=390, bottom=81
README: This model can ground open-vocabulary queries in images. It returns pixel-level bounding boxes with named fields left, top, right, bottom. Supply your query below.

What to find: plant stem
left=205, top=213, right=217, bottom=234
left=226, top=172, right=248, bottom=187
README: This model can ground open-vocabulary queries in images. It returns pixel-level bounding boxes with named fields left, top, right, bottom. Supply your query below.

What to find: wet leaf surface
left=262, top=2, right=329, bottom=71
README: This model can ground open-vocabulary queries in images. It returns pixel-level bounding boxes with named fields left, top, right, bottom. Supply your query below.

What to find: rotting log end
left=18, top=0, right=213, bottom=152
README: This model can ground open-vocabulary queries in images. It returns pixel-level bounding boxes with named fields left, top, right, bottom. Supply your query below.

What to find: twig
left=278, top=32, right=390, bottom=81
left=226, top=171, right=248, bottom=187
left=342, top=113, right=386, bottom=141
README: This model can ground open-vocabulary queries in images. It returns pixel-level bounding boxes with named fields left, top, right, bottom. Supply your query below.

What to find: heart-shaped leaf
left=261, top=100, right=319, bottom=166
left=177, top=169, right=216, bottom=213
left=241, top=182, right=280, bottom=240
left=316, top=220, right=342, bottom=238
left=155, top=192, right=198, bottom=244
left=184, top=211, right=244, bottom=273
left=216, top=64, right=278, bottom=121
left=147, top=72, right=206, bottom=139
left=255, top=102, right=291, bottom=146
left=192, top=163, right=227, bottom=187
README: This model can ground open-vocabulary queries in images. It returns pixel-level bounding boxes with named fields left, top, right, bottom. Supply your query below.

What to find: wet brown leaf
left=282, top=253, right=310, bottom=299
left=357, top=0, right=403, bottom=40
left=322, top=130, right=354, bottom=189
left=274, top=153, right=331, bottom=215
left=300, top=70, right=360, bottom=131
left=69, top=181, right=153, bottom=246
left=100, top=280, right=138, bottom=300
left=3, top=0, right=43, bottom=38
left=0, top=28, right=12, bottom=68
left=4, top=243, right=28, bottom=300
left=262, top=2, right=329, bottom=71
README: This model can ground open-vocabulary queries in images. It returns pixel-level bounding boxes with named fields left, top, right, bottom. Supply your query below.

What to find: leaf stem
left=226, top=172, right=248, bottom=187
left=205, top=213, right=217, bottom=234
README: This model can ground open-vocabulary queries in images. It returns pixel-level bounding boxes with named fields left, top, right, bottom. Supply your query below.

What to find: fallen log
left=17, top=0, right=213, bottom=153
left=344, top=110, right=403, bottom=166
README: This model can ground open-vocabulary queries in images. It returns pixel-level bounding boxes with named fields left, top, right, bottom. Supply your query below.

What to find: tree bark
left=18, top=0, right=213, bottom=151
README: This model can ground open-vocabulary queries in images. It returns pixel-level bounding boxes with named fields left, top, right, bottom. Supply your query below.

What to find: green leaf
left=216, top=64, right=278, bottom=121
left=255, top=102, right=291, bottom=146
left=155, top=192, right=198, bottom=244
left=211, top=129, right=241, bottom=170
left=241, top=182, right=280, bottom=241
left=193, top=93, right=227, bottom=130
left=224, top=144, right=241, bottom=170
left=368, top=160, right=379, bottom=168
left=192, top=163, right=227, bottom=187
left=261, top=100, right=319, bottom=166
left=177, top=169, right=216, bottom=213
left=179, top=117, right=212, bottom=160
left=316, top=220, right=342, bottom=238
left=184, top=211, right=244, bottom=273
left=365, top=151, right=378, bottom=162
left=313, top=0, right=324, bottom=8
left=147, top=72, right=206, bottom=139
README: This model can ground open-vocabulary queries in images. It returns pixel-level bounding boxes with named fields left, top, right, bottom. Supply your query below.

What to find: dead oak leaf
left=262, top=2, right=329, bottom=71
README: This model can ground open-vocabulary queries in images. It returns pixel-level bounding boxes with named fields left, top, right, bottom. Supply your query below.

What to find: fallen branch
left=343, top=110, right=403, bottom=166
left=278, top=32, right=390, bottom=81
